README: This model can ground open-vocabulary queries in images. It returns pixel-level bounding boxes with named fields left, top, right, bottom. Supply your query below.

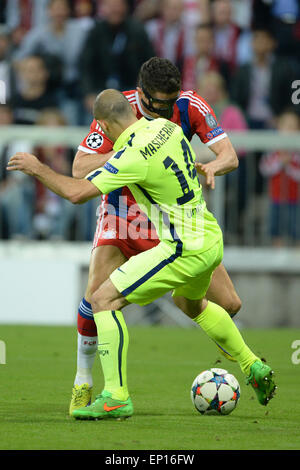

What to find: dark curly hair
left=138, top=57, right=181, bottom=95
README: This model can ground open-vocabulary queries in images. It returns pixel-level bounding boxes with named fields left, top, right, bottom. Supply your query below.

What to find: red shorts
left=93, top=213, right=160, bottom=259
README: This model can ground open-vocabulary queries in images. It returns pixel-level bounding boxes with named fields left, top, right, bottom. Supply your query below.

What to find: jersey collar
left=113, top=117, right=148, bottom=151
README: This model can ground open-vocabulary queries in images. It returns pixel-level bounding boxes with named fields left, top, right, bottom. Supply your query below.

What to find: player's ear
left=136, top=87, right=144, bottom=101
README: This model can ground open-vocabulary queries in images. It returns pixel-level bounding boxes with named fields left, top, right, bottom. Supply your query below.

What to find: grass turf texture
left=0, top=325, right=300, bottom=450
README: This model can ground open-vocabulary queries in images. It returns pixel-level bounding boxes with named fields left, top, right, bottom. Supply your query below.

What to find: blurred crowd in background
left=0, top=0, right=300, bottom=245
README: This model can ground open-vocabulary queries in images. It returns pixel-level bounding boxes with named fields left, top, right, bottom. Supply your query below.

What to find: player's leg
left=70, top=244, right=127, bottom=415
left=72, top=241, right=222, bottom=419
left=203, top=263, right=241, bottom=361
left=76, top=243, right=127, bottom=376
left=173, top=294, right=276, bottom=405
left=72, top=241, right=185, bottom=420
left=72, top=240, right=275, bottom=419
left=72, top=278, right=132, bottom=420
left=74, top=212, right=153, bottom=390
left=173, top=295, right=258, bottom=374
left=71, top=212, right=157, bottom=414
left=84, top=244, right=128, bottom=303
left=205, top=263, right=241, bottom=317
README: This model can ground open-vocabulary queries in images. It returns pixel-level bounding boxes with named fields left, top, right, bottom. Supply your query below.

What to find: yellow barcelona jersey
left=87, top=117, right=222, bottom=254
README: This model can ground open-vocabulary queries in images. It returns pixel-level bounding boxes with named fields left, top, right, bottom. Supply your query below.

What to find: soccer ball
left=191, top=368, right=240, bottom=415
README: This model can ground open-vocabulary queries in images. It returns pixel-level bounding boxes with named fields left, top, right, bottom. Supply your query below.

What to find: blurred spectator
left=80, top=0, right=155, bottom=119
left=133, top=0, right=162, bottom=21
left=197, top=70, right=248, bottom=132
left=32, top=108, right=77, bottom=240
left=0, top=26, right=13, bottom=103
left=182, top=0, right=211, bottom=28
left=10, top=55, right=58, bottom=125
left=252, top=0, right=300, bottom=60
left=73, top=0, right=95, bottom=29
left=5, top=0, right=49, bottom=32
left=145, top=0, right=195, bottom=75
left=231, top=27, right=300, bottom=129
left=259, top=110, right=300, bottom=246
left=13, top=0, right=93, bottom=124
left=134, top=0, right=210, bottom=26
left=231, top=0, right=253, bottom=30
left=235, top=28, right=253, bottom=66
left=211, top=0, right=240, bottom=76
left=230, top=0, right=254, bottom=66
left=0, top=104, right=35, bottom=239
left=96, top=0, right=140, bottom=16
left=184, top=22, right=231, bottom=90
left=9, top=26, right=29, bottom=56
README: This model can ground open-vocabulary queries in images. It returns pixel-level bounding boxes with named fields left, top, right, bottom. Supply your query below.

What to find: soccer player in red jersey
left=69, top=57, right=241, bottom=413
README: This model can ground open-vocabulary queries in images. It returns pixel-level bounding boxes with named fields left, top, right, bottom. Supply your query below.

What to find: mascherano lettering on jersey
left=140, top=121, right=176, bottom=159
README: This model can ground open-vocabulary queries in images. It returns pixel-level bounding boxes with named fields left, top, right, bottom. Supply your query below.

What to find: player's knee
left=91, top=289, right=105, bottom=313
left=91, top=284, right=115, bottom=312
left=85, top=274, right=106, bottom=302
left=173, top=296, right=204, bottom=319
left=226, top=295, right=242, bottom=318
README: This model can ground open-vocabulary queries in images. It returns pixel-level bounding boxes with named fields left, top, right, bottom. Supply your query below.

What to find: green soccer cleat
left=69, top=383, right=93, bottom=416
left=72, top=390, right=134, bottom=420
left=246, top=360, right=277, bottom=406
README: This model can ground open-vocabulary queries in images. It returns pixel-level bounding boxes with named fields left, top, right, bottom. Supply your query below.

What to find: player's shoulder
left=121, top=118, right=163, bottom=151
left=176, top=90, right=213, bottom=116
left=89, top=118, right=104, bottom=133
left=123, top=90, right=142, bottom=118
left=123, top=89, right=138, bottom=103
left=79, top=118, right=113, bottom=153
left=89, top=118, right=113, bottom=140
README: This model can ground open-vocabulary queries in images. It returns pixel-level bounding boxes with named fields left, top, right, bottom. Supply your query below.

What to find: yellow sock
left=194, top=301, right=259, bottom=375
left=94, top=310, right=129, bottom=401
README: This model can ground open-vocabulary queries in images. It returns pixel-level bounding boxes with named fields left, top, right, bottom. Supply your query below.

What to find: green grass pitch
left=0, top=324, right=300, bottom=450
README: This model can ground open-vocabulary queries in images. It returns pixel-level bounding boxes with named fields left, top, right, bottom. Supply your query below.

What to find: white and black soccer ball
left=191, top=368, right=240, bottom=415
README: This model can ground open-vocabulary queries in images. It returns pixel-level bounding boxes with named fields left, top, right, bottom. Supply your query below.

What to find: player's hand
left=195, top=162, right=216, bottom=190
left=7, top=152, right=42, bottom=176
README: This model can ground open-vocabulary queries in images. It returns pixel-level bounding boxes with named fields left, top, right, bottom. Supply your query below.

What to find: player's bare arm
left=195, top=137, right=238, bottom=189
left=72, top=149, right=114, bottom=179
left=7, top=152, right=100, bottom=204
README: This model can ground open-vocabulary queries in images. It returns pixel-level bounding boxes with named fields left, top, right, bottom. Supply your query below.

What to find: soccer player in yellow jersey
left=7, top=90, right=276, bottom=419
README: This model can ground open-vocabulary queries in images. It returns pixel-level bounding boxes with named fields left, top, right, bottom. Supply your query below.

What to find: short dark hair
left=138, top=57, right=181, bottom=95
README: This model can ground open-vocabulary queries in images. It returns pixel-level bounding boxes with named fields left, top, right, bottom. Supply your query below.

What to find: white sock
left=74, top=333, right=98, bottom=387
